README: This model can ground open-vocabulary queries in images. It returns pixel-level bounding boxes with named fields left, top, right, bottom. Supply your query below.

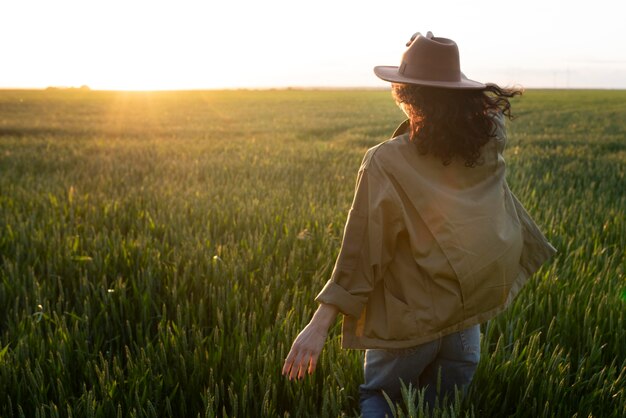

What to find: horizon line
left=1, top=86, right=626, bottom=93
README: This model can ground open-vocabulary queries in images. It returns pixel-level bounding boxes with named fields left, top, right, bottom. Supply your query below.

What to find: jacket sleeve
left=315, top=151, right=402, bottom=318
left=509, top=188, right=557, bottom=276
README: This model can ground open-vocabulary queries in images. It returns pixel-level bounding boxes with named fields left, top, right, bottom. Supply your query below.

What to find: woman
left=282, top=32, right=556, bottom=417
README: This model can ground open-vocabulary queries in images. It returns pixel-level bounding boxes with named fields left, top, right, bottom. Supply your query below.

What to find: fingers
left=308, top=353, right=318, bottom=375
left=282, top=347, right=317, bottom=380
left=284, top=350, right=305, bottom=380
left=282, top=347, right=296, bottom=376
left=286, top=350, right=301, bottom=380
left=294, top=350, right=308, bottom=380
left=281, top=358, right=290, bottom=376
left=282, top=343, right=301, bottom=380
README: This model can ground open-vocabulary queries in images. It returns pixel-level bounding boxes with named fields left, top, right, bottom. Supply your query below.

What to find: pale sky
left=1, top=0, right=625, bottom=90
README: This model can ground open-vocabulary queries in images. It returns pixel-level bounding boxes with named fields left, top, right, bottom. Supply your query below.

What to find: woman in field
left=282, top=32, right=556, bottom=417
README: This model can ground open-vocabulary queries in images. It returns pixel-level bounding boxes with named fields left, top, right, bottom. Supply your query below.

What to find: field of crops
left=0, top=88, right=624, bottom=417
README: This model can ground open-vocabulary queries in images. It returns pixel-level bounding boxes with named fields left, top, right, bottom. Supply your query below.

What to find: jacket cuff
left=314, top=280, right=367, bottom=318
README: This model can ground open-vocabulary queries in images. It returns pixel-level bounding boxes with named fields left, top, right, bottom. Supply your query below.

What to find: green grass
left=0, top=88, right=624, bottom=417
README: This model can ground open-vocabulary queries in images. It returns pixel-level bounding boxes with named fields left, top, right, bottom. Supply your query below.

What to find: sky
left=1, top=0, right=625, bottom=90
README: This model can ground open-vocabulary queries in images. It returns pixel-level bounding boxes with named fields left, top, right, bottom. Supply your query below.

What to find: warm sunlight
left=1, top=0, right=625, bottom=90
left=2, top=1, right=279, bottom=90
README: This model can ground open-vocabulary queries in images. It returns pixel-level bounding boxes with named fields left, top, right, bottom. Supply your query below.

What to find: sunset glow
left=2, top=0, right=625, bottom=90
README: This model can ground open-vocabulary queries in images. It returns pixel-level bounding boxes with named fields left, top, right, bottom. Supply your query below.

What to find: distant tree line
left=45, top=85, right=91, bottom=91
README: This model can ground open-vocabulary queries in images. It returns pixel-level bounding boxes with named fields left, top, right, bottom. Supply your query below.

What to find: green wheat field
left=0, top=89, right=624, bottom=417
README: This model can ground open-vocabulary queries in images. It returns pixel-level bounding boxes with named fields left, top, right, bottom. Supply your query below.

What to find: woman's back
left=332, top=112, right=538, bottom=348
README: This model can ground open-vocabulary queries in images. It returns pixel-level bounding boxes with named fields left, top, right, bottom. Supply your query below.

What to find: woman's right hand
left=282, top=303, right=339, bottom=380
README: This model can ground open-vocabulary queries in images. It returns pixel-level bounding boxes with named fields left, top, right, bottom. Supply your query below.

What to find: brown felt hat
left=374, top=31, right=485, bottom=89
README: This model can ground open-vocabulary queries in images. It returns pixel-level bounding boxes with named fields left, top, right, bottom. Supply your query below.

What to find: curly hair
left=391, top=83, right=523, bottom=167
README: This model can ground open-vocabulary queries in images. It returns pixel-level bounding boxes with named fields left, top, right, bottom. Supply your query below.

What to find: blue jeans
left=359, top=325, right=480, bottom=418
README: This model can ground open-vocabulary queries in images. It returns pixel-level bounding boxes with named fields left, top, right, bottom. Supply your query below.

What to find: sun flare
left=1, top=0, right=625, bottom=90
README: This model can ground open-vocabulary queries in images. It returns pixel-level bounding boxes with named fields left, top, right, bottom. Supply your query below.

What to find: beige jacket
left=315, top=113, right=556, bottom=349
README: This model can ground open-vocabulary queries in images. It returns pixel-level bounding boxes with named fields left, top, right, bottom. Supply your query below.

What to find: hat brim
left=374, top=66, right=486, bottom=90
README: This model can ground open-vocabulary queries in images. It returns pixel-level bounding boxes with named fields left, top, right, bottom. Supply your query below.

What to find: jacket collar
left=392, top=119, right=411, bottom=138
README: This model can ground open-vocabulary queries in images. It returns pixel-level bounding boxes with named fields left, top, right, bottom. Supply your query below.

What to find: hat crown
left=400, top=35, right=462, bottom=82
left=373, top=31, right=485, bottom=89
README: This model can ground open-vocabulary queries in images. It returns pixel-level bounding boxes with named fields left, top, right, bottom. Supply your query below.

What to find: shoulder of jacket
left=359, top=137, right=401, bottom=172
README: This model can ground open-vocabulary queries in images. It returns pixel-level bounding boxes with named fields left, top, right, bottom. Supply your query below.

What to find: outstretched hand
left=282, top=321, right=328, bottom=380
left=282, top=303, right=339, bottom=380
